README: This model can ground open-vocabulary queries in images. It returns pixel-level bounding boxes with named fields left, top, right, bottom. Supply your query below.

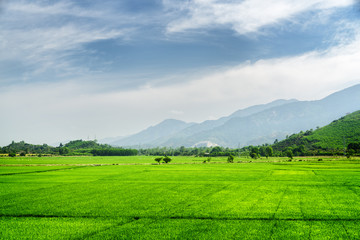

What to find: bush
left=91, top=148, right=138, bottom=156
left=8, top=152, right=16, bottom=157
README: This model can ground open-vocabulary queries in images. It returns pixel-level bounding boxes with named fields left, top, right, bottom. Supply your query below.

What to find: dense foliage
left=91, top=148, right=138, bottom=156
left=0, top=141, right=57, bottom=155
left=272, top=110, right=360, bottom=156
left=0, top=140, right=137, bottom=157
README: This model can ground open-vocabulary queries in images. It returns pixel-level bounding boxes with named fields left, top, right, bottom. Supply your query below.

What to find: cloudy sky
left=1, top=0, right=360, bottom=146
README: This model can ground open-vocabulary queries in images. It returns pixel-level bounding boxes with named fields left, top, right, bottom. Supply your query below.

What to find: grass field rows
left=1, top=156, right=359, bottom=239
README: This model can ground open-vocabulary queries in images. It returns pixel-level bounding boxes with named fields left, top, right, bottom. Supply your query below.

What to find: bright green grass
left=0, top=155, right=231, bottom=165
left=1, top=157, right=359, bottom=239
left=1, top=155, right=357, bottom=166
left=0, top=165, right=85, bottom=175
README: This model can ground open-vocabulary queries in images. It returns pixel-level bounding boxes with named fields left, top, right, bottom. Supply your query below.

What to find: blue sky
left=1, top=0, right=360, bottom=145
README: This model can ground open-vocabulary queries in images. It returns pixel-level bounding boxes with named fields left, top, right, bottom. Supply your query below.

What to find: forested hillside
left=273, top=110, right=360, bottom=155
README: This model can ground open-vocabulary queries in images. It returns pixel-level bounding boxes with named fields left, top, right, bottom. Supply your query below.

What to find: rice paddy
left=0, top=156, right=359, bottom=239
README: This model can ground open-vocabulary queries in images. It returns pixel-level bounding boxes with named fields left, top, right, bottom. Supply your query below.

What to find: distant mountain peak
left=104, top=83, right=360, bottom=148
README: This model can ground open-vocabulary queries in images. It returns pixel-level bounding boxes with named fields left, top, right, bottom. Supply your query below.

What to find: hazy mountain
left=161, top=99, right=299, bottom=146
left=173, top=84, right=360, bottom=147
left=109, top=99, right=296, bottom=147
left=108, top=83, right=360, bottom=148
left=111, top=119, right=195, bottom=147
left=227, top=99, right=299, bottom=119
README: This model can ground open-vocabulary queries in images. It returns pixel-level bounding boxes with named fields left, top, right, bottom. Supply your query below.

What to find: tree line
left=0, top=140, right=138, bottom=157
left=1, top=140, right=359, bottom=158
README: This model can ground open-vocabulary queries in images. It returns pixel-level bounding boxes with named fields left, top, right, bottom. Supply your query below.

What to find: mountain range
left=106, top=84, right=360, bottom=148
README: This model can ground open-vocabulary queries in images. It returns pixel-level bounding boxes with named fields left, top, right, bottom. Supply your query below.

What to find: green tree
left=348, top=143, right=360, bottom=153
left=259, top=146, right=266, bottom=157
left=265, top=146, right=273, bottom=158
left=155, top=157, right=163, bottom=164
left=210, top=146, right=222, bottom=156
left=286, top=150, right=293, bottom=160
left=227, top=154, right=234, bottom=163
left=250, top=147, right=259, bottom=159
left=59, top=147, right=69, bottom=155
left=163, top=156, right=172, bottom=164
left=346, top=149, right=355, bottom=159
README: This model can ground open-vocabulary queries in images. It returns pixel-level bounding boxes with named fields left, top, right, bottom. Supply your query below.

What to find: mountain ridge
left=107, top=83, right=360, bottom=148
left=109, top=98, right=297, bottom=147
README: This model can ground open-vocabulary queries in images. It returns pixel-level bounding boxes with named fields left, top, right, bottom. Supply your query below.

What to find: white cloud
left=1, top=31, right=360, bottom=145
left=165, top=0, right=354, bottom=34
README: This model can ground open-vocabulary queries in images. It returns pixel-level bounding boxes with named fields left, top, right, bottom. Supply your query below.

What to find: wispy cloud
left=0, top=1, right=131, bottom=82
left=165, top=0, right=354, bottom=34
left=1, top=0, right=354, bottom=85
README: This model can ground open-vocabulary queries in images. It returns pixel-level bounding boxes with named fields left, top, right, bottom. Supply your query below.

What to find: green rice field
left=1, top=156, right=359, bottom=239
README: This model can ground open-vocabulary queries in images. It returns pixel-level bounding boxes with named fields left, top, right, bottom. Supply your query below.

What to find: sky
left=1, top=0, right=360, bottom=146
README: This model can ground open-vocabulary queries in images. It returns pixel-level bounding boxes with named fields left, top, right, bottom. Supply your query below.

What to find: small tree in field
left=227, top=154, right=234, bottom=163
left=163, top=156, right=172, bottom=164
left=155, top=157, right=163, bottom=164
left=286, top=150, right=293, bottom=160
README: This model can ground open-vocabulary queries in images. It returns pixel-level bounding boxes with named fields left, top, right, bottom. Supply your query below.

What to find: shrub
left=8, top=152, right=16, bottom=157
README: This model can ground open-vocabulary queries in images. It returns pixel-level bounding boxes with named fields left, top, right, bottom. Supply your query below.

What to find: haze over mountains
left=107, top=84, right=360, bottom=148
